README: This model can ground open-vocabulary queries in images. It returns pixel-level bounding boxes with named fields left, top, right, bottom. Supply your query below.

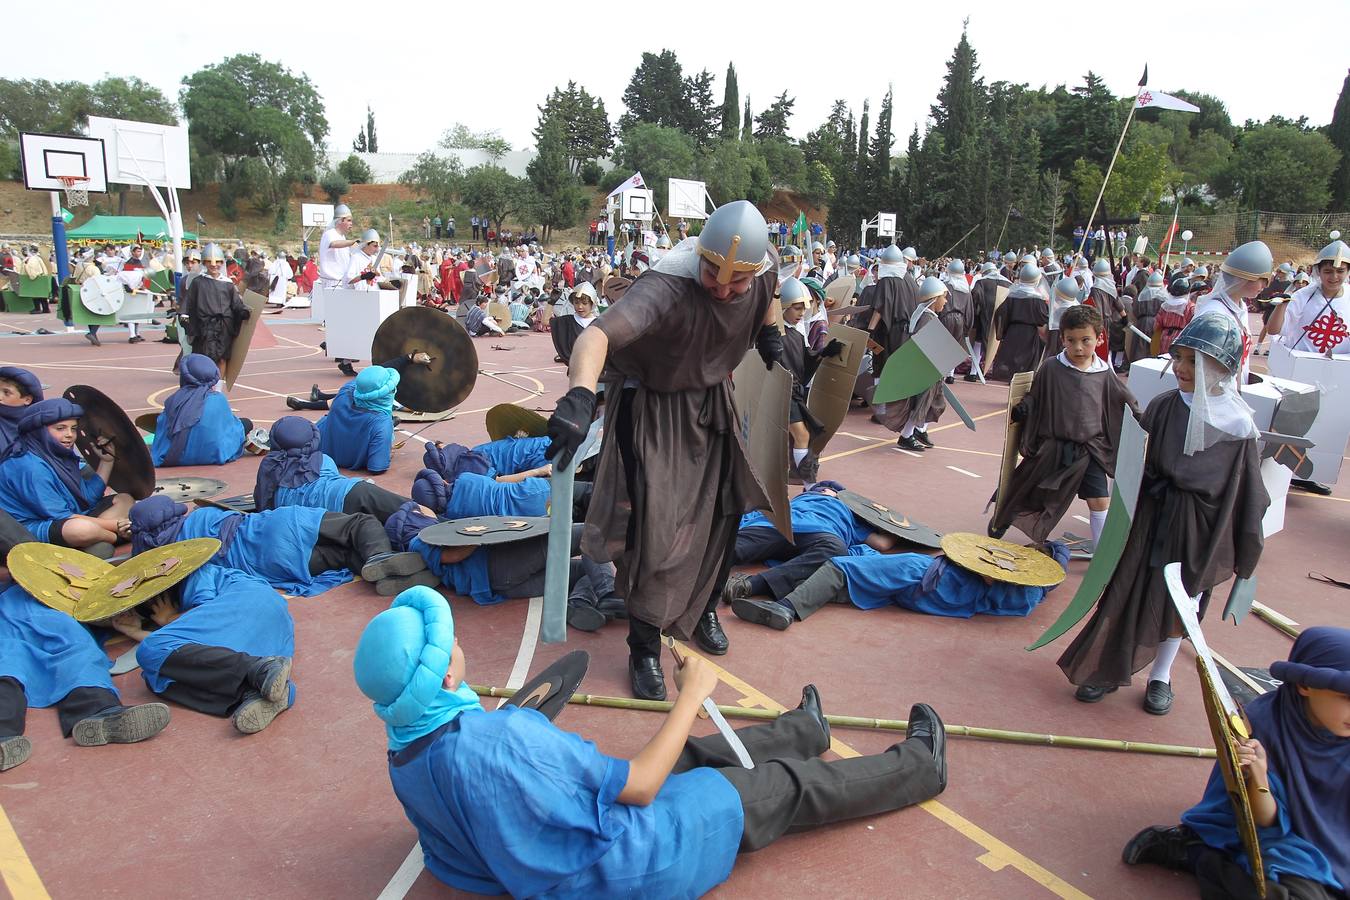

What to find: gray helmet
left=847, top=254, right=861, bottom=268
left=918, top=275, right=947, bottom=302
left=1193, top=265, right=1209, bottom=279
left=1276, top=262, right=1296, bottom=277
left=1018, top=263, right=1042, bottom=285
left=946, top=259, right=965, bottom=276
left=201, top=242, right=225, bottom=263
left=1053, top=277, right=1080, bottom=302
left=1173, top=312, right=1244, bottom=373
left=1021, top=254, right=1037, bottom=266
left=902, top=246, right=918, bottom=261
left=657, top=234, right=672, bottom=249
left=1181, top=256, right=1195, bottom=268
left=1168, top=276, right=1191, bottom=297
left=1220, top=240, right=1274, bottom=282
left=811, top=241, right=825, bottom=252
left=1005, top=250, right=1016, bottom=261
left=360, top=228, right=380, bottom=245
left=1315, top=240, right=1350, bottom=269
left=779, top=276, right=812, bottom=308
left=333, top=204, right=353, bottom=220
left=1091, top=258, right=1111, bottom=276
left=1039, top=247, right=1055, bottom=261
left=980, top=262, right=997, bottom=275
left=696, top=200, right=768, bottom=285
left=1147, top=271, right=1165, bottom=288
left=781, top=245, right=804, bottom=264
left=880, top=245, right=905, bottom=265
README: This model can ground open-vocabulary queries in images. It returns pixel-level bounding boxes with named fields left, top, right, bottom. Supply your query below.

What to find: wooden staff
left=1251, top=601, right=1301, bottom=639
left=470, top=684, right=1216, bottom=759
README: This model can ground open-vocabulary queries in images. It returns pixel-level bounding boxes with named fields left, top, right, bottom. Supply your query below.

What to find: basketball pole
left=49, top=191, right=70, bottom=283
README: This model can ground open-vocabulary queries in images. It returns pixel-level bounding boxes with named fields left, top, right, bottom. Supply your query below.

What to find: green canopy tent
left=65, top=216, right=198, bottom=249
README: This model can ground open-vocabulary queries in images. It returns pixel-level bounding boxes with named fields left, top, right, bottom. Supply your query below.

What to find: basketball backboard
left=878, top=212, right=897, bottom=237
left=19, top=133, right=109, bottom=192
left=668, top=178, right=709, bottom=219
left=86, top=116, right=191, bottom=190
left=622, top=189, right=653, bottom=222
left=302, top=203, right=335, bottom=228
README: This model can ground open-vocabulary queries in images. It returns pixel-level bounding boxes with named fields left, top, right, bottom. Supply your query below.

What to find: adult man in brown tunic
left=546, top=201, right=780, bottom=700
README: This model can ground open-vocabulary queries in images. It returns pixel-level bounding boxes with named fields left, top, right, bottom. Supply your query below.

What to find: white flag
left=1134, top=89, right=1200, bottom=114
left=606, top=172, right=646, bottom=199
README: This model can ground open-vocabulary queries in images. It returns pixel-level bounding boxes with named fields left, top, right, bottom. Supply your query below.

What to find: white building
left=324, top=147, right=537, bottom=182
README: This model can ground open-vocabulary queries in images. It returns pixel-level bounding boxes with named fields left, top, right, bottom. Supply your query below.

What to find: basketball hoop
left=58, top=176, right=90, bottom=207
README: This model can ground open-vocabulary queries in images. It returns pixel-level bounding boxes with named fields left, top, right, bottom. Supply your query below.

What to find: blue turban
left=353, top=366, right=399, bottom=414
left=423, top=442, right=490, bottom=481
left=11, top=398, right=87, bottom=503
left=253, top=416, right=323, bottom=510
left=806, top=480, right=847, bottom=494
left=411, top=469, right=450, bottom=515
left=352, top=586, right=482, bottom=750
left=385, top=500, right=437, bottom=552
left=0, top=367, right=43, bottom=454
left=131, top=494, right=241, bottom=558
left=0, top=367, right=43, bottom=401
left=160, top=354, right=220, bottom=466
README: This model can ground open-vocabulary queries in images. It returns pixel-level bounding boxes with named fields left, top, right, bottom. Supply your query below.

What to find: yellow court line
left=0, top=802, right=50, bottom=899
left=1292, top=492, right=1350, bottom=504
left=674, top=640, right=1093, bottom=900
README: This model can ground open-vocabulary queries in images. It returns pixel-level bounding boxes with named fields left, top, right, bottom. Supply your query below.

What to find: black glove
left=756, top=324, right=783, bottom=370
left=546, top=386, right=597, bottom=470
left=1010, top=400, right=1029, bottom=424
left=361, top=270, right=377, bottom=282
left=819, top=338, right=845, bottom=359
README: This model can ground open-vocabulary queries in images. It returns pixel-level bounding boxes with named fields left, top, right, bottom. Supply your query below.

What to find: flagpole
left=1081, top=67, right=1148, bottom=252
left=1159, top=196, right=1182, bottom=271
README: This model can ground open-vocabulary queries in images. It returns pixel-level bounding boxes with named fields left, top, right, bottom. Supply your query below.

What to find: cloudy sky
left=15, top=0, right=1346, bottom=161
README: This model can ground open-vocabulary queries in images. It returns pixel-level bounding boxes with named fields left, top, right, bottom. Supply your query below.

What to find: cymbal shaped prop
left=63, top=384, right=155, bottom=500
left=371, top=306, right=478, bottom=413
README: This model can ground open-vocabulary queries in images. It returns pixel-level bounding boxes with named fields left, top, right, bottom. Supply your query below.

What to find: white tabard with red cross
left=1282, top=286, right=1350, bottom=357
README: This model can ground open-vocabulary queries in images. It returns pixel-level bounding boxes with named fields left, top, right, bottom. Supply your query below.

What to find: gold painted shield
left=5, top=545, right=113, bottom=618
left=1198, top=658, right=1266, bottom=897
left=485, top=403, right=548, bottom=441
left=938, top=533, right=1066, bottom=587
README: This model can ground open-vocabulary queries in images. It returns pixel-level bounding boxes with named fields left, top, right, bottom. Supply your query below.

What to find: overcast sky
left=13, top=0, right=1346, bottom=164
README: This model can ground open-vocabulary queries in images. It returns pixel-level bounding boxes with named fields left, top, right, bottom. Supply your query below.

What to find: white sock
left=1149, top=637, right=1183, bottom=684
left=900, top=420, right=917, bottom=438
left=1089, top=509, right=1108, bottom=549
left=970, top=343, right=983, bottom=371
left=126, top=322, right=139, bottom=338
left=792, top=448, right=808, bottom=466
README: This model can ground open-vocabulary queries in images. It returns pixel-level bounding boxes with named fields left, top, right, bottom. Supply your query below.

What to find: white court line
left=376, top=596, right=543, bottom=899
left=892, top=448, right=923, bottom=459
left=1073, top=515, right=1090, bottom=524
left=946, top=466, right=981, bottom=478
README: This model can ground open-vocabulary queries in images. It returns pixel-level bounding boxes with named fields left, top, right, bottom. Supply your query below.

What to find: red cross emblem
left=1138, top=91, right=1153, bottom=106
left=1304, top=312, right=1348, bottom=352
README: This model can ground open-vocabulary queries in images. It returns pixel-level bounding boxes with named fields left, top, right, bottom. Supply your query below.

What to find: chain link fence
left=1136, top=210, right=1347, bottom=263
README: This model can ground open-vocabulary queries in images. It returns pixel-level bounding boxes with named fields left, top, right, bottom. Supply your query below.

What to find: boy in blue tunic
left=0, top=365, right=42, bottom=454
left=471, top=435, right=551, bottom=478
left=150, top=354, right=251, bottom=467
left=254, top=416, right=412, bottom=524
left=0, top=398, right=134, bottom=553
left=411, top=467, right=553, bottom=520
left=1123, top=627, right=1350, bottom=900
left=130, top=495, right=435, bottom=597
left=317, top=365, right=399, bottom=474
left=0, top=579, right=170, bottom=771
left=354, top=587, right=949, bottom=898
left=738, top=541, right=1069, bottom=631
left=109, top=565, right=295, bottom=735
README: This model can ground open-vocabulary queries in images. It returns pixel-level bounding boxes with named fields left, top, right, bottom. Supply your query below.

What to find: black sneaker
left=963, top=373, right=981, bottom=382
left=721, top=572, right=754, bottom=605
left=361, top=551, right=427, bottom=582
left=896, top=435, right=926, bottom=452
left=128, top=335, right=145, bottom=344
left=1074, top=683, right=1119, bottom=703
left=1143, top=679, right=1174, bottom=715
left=338, top=362, right=357, bottom=377
left=232, top=690, right=290, bottom=735
left=913, top=430, right=935, bottom=448
left=566, top=598, right=607, bottom=632
left=943, top=375, right=955, bottom=384
left=85, top=332, right=101, bottom=347
left=251, top=657, right=292, bottom=704
left=1122, top=824, right=1199, bottom=870
left=0, top=735, right=31, bottom=771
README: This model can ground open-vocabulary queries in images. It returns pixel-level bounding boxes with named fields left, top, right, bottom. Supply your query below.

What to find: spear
left=469, top=684, right=1216, bottom=759
left=1251, top=601, right=1301, bottom=639
left=1081, top=65, right=1150, bottom=249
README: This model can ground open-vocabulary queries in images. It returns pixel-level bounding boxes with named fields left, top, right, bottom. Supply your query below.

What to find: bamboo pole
left=1080, top=71, right=1148, bottom=246
left=470, top=685, right=1216, bottom=760
left=1251, top=601, right=1302, bottom=639
left=938, top=222, right=982, bottom=262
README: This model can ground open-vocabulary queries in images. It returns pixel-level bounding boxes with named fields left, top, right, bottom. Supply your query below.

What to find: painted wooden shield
left=836, top=490, right=942, bottom=549
left=63, top=384, right=155, bottom=500
left=500, top=650, right=589, bottom=722
left=224, top=290, right=270, bottom=391
left=418, top=516, right=550, bottom=547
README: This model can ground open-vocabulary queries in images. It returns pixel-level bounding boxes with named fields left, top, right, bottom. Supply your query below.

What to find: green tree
left=439, top=123, right=512, bottom=161
left=0, top=79, right=76, bottom=136
left=618, top=50, right=688, bottom=132
left=1329, top=69, right=1350, bottom=208
left=319, top=170, right=349, bottom=204
left=526, top=119, right=590, bottom=242
left=398, top=152, right=463, bottom=211
left=615, top=124, right=697, bottom=212
left=720, top=63, right=739, bottom=141
left=754, top=91, right=795, bottom=140
left=535, top=82, right=613, bottom=173
left=758, top=138, right=806, bottom=192
left=681, top=69, right=719, bottom=148
left=181, top=54, right=328, bottom=229
left=337, top=153, right=372, bottom=184
left=353, top=105, right=377, bottom=152
left=741, top=96, right=753, bottom=142
left=1216, top=124, right=1341, bottom=211
left=462, top=164, right=529, bottom=231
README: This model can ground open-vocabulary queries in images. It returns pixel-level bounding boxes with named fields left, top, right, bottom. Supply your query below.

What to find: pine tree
left=365, top=106, right=378, bottom=153
left=681, top=69, right=718, bottom=148
left=867, top=89, right=893, bottom=218
left=754, top=91, right=795, bottom=140
left=741, top=96, right=753, bottom=142
left=618, top=50, right=688, bottom=132
left=720, top=63, right=739, bottom=141
left=1329, top=68, right=1350, bottom=208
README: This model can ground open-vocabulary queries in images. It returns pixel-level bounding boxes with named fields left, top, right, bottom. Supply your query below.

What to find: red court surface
left=0, top=308, right=1341, bottom=900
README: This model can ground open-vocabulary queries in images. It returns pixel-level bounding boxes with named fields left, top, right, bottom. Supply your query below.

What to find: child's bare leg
left=60, top=516, right=119, bottom=548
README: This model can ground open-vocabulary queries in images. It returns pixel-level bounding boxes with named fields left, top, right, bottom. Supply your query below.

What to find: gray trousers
left=783, top=562, right=853, bottom=621
left=485, top=525, right=617, bottom=601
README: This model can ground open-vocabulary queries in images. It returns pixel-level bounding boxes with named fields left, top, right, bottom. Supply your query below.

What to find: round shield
left=62, top=385, right=156, bottom=500
left=371, top=307, right=478, bottom=413
left=6, top=544, right=114, bottom=618
left=939, top=533, right=1066, bottom=588
left=485, top=403, right=548, bottom=441
left=73, top=539, right=222, bottom=623
left=836, top=490, right=942, bottom=549
left=152, top=477, right=230, bottom=503
left=78, top=274, right=126, bottom=316
left=501, top=650, right=589, bottom=722
left=134, top=412, right=159, bottom=435
left=417, top=515, right=550, bottom=547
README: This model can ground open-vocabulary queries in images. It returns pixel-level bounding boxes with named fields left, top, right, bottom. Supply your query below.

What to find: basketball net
left=59, top=176, right=90, bottom=207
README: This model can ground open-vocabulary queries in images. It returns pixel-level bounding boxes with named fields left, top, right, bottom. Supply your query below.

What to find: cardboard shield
left=63, top=385, right=156, bottom=500
left=550, top=314, right=585, bottom=363
left=873, top=315, right=968, bottom=403
left=193, top=493, right=256, bottom=513
left=989, top=371, right=1035, bottom=521
left=223, top=290, right=269, bottom=391
left=486, top=403, right=548, bottom=441
left=1027, top=410, right=1147, bottom=650
left=806, top=323, right=868, bottom=455
left=78, top=274, right=126, bottom=316
left=7, top=539, right=221, bottom=623
left=939, top=533, right=1066, bottom=587
left=836, top=490, right=942, bottom=549
left=134, top=412, right=159, bottom=434
left=731, top=352, right=793, bottom=542
left=151, top=477, right=229, bottom=503
left=981, top=285, right=1011, bottom=376
left=500, top=650, right=589, bottom=722
left=1262, top=389, right=1320, bottom=478
left=418, top=516, right=550, bottom=547
left=824, top=277, right=856, bottom=307
left=488, top=301, right=512, bottom=332
left=371, top=306, right=478, bottom=413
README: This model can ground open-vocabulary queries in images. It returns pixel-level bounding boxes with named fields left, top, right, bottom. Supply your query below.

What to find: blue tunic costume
left=150, top=354, right=245, bottom=466
left=412, top=469, right=550, bottom=520
left=0, top=582, right=115, bottom=706
left=137, top=565, right=296, bottom=699
left=739, top=491, right=871, bottom=545
left=274, top=456, right=358, bottom=513
left=386, top=502, right=502, bottom=606
left=472, top=436, right=551, bottom=477
left=390, top=706, right=742, bottom=898
left=0, top=452, right=105, bottom=542
left=317, top=368, right=397, bottom=473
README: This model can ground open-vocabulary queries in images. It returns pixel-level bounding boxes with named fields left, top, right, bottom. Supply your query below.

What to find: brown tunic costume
left=990, top=357, right=1139, bottom=541
left=969, top=276, right=1009, bottom=344
left=583, top=269, right=775, bottom=639
left=1057, top=390, right=1268, bottom=687
left=1089, top=282, right=1127, bottom=356
left=182, top=277, right=248, bottom=363
left=868, top=275, right=920, bottom=378
left=987, top=287, right=1048, bottom=382
left=876, top=307, right=947, bottom=433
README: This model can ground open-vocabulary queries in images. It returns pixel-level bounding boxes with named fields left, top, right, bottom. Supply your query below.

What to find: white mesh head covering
left=1172, top=315, right=1258, bottom=455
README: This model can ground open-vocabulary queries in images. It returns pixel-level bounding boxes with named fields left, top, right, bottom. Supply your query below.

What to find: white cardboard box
left=1267, top=341, right=1350, bottom=483
left=324, top=288, right=400, bottom=360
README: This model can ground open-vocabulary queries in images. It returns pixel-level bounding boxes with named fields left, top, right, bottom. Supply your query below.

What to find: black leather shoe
left=943, top=375, right=955, bottom=384
left=986, top=519, right=1008, bottom=539
left=896, top=435, right=926, bottom=452
left=963, top=373, right=981, bottom=382
left=629, top=655, right=666, bottom=701
left=693, top=610, right=728, bottom=655
left=1292, top=479, right=1332, bottom=496
left=906, top=703, right=947, bottom=793
left=913, top=430, right=934, bottom=448
left=731, top=597, right=792, bottom=631
left=1122, top=824, right=1200, bottom=870
left=287, top=396, right=328, bottom=411
left=798, top=684, right=829, bottom=745
left=361, top=551, right=427, bottom=582
left=1074, top=683, right=1119, bottom=703
left=85, top=331, right=101, bottom=347
left=1143, top=679, right=1174, bottom=715
left=338, top=362, right=357, bottom=377
left=566, top=598, right=607, bottom=632
left=309, top=384, right=323, bottom=401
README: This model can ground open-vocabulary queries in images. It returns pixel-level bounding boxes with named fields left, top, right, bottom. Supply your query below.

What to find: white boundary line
left=946, top=466, right=981, bottom=478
